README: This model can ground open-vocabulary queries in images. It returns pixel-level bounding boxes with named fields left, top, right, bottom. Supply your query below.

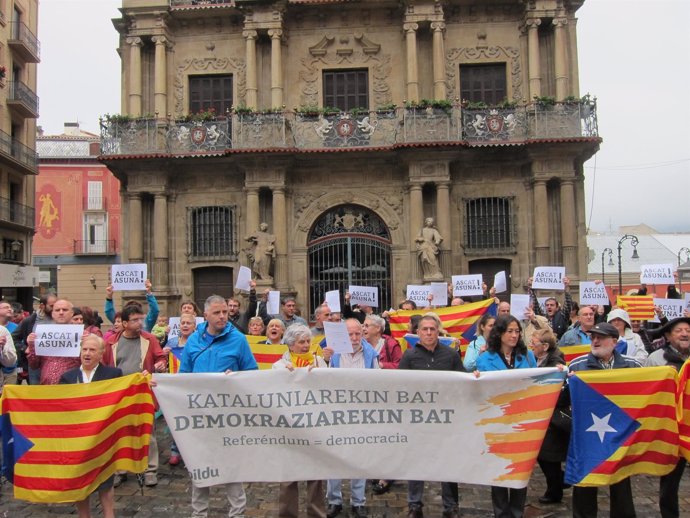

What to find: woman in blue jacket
left=476, top=315, right=536, bottom=518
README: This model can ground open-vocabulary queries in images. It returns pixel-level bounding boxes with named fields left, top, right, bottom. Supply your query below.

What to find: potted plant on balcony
left=532, top=95, right=556, bottom=110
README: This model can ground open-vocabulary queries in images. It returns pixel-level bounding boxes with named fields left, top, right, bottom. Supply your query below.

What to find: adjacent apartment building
left=0, top=0, right=39, bottom=309
left=100, top=0, right=600, bottom=316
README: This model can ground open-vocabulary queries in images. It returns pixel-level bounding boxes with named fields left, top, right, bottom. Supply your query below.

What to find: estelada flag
left=168, top=349, right=183, bottom=374
left=616, top=295, right=655, bottom=320
left=0, top=373, right=154, bottom=503
left=389, top=298, right=497, bottom=357
left=565, top=366, right=679, bottom=486
left=677, top=359, right=690, bottom=462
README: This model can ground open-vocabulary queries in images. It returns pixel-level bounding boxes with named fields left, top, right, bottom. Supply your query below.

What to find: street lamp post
left=601, top=248, right=614, bottom=285
left=617, top=234, right=640, bottom=295
left=677, top=247, right=690, bottom=294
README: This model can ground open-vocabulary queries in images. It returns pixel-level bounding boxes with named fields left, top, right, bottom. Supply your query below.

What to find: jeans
left=407, top=481, right=459, bottom=511
left=326, top=479, right=366, bottom=506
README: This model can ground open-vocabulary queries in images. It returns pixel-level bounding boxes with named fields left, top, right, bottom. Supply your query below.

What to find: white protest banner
left=348, top=285, right=378, bottom=307
left=323, top=321, right=353, bottom=354
left=168, top=317, right=206, bottom=341
left=452, top=275, right=483, bottom=297
left=494, top=271, right=507, bottom=294
left=267, top=291, right=281, bottom=315
left=650, top=298, right=685, bottom=323
left=325, top=290, right=341, bottom=313
left=510, top=294, right=531, bottom=320
left=640, top=264, right=674, bottom=285
left=430, top=283, right=448, bottom=306
left=406, top=285, right=431, bottom=307
left=531, top=267, right=565, bottom=291
left=34, top=324, right=84, bottom=357
left=153, top=368, right=564, bottom=487
left=579, top=282, right=610, bottom=307
left=235, top=266, right=252, bottom=292
left=111, top=263, right=147, bottom=291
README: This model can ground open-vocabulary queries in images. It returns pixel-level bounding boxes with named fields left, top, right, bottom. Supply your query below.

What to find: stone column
left=408, top=180, right=423, bottom=252
left=271, top=187, right=288, bottom=289
left=431, top=22, right=447, bottom=100
left=244, top=30, right=258, bottom=109
left=127, top=37, right=143, bottom=117
left=268, top=29, right=283, bottom=108
left=560, top=179, right=578, bottom=276
left=553, top=17, right=569, bottom=100
left=404, top=23, right=419, bottom=103
left=128, top=193, right=143, bottom=262
left=152, top=36, right=168, bottom=118
left=436, top=181, right=451, bottom=251
left=533, top=180, right=550, bottom=265
left=526, top=18, right=542, bottom=99
left=245, top=187, right=260, bottom=237
left=153, top=193, right=169, bottom=287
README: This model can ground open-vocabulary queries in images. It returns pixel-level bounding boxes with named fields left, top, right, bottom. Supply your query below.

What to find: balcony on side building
left=7, top=80, right=39, bottom=118
left=0, top=194, right=34, bottom=229
left=82, top=196, right=108, bottom=212
left=8, top=21, right=40, bottom=63
left=99, top=98, right=599, bottom=156
left=170, top=0, right=233, bottom=7
left=0, top=128, right=38, bottom=173
left=73, top=239, right=117, bottom=256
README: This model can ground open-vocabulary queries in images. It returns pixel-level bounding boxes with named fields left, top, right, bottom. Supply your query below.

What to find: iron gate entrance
left=308, top=206, right=392, bottom=317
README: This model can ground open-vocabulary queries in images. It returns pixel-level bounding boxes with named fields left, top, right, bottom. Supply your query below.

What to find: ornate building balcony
left=170, top=0, right=232, bottom=6
left=0, top=194, right=34, bottom=229
left=0, top=128, right=38, bottom=173
left=99, top=99, right=598, bottom=156
left=8, top=21, right=40, bottom=63
left=7, top=80, right=39, bottom=118
left=73, top=239, right=117, bottom=255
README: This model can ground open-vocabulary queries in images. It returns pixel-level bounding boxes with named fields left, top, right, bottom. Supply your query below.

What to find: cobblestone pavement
left=1, top=418, right=688, bottom=517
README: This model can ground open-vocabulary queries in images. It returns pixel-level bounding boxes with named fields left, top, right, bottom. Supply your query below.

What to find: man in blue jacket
left=180, top=294, right=258, bottom=518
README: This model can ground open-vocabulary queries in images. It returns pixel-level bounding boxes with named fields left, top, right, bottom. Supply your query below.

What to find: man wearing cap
left=568, top=322, right=641, bottom=518
left=646, top=317, right=690, bottom=518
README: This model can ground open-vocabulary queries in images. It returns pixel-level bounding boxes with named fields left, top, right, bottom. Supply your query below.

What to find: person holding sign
left=104, top=279, right=160, bottom=333
left=528, top=276, right=572, bottom=339
left=227, top=279, right=258, bottom=334
left=26, top=299, right=82, bottom=385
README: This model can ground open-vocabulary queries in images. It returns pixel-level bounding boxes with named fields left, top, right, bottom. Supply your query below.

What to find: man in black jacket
left=12, top=293, right=57, bottom=384
left=529, top=276, right=572, bottom=339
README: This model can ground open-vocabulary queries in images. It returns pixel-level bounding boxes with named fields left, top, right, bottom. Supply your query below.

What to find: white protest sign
left=430, top=283, right=448, bottom=306
left=650, top=298, right=684, bottom=323
left=34, top=324, right=84, bottom=357
left=111, top=263, right=147, bottom=291
left=323, top=321, right=354, bottom=354
left=235, top=266, right=252, bottom=292
left=510, top=294, right=531, bottom=320
left=531, top=267, right=565, bottom=290
left=640, top=264, right=674, bottom=285
left=168, top=317, right=205, bottom=341
left=685, top=293, right=690, bottom=312
left=325, top=290, right=341, bottom=313
left=452, top=275, right=483, bottom=297
left=406, top=285, right=431, bottom=307
left=579, top=282, right=610, bottom=307
left=494, top=271, right=507, bottom=294
left=267, top=291, right=281, bottom=315
left=348, top=286, right=378, bottom=307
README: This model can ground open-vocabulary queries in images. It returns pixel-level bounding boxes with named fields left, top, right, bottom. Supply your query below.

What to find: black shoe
left=538, top=495, right=562, bottom=504
left=407, top=506, right=424, bottom=518
left=326, top=504, right=343, bottom=518
left=442, top=509, right=459, bottom=518
left=351, top=506, right=368, bottom=518
left=372, top=480, right=392, bottom=495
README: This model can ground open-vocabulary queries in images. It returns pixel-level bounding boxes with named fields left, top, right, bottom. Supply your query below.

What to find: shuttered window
left=189, top=75, right=233, bottom=115
left=460, top=64, right=507, bottom=105
left=323, top=69, right=369, bottom=112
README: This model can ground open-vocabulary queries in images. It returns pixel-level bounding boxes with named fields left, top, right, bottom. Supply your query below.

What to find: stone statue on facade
left=416, top=217, right=444, bottom=280
left=245, top=222, right=276, bottom=281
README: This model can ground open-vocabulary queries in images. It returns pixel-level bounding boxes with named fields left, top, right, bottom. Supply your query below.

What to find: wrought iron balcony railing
left=73, top=239, right=117, bottom=255
left=100, top=99, right=598, bottom=156
left=0, top=128, right=38, bottom=171
left=9, top=21, right=40, bottom=62
left=0, top=194, right=34, bottom=228
left=7, top=80, right=39, bottom=117
left=82, top=196, right=108, bottom=211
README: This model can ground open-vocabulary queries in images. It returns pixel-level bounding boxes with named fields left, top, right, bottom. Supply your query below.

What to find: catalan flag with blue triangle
left=565, top=366, right=679, bottom=486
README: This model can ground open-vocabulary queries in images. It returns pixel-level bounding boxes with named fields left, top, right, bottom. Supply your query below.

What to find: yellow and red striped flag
left=0, top=373, right=154, bottom=503
left=246, top=335, right=323, bottom=369
left=565, top=366, right=679, bottom=486
left=389, top=298, right=496, bottom=357
left=559, top=344, right=591, bottom=365
left=616, top=295, right=655, bottom=320
left=677, top=359, right=690, bottom=462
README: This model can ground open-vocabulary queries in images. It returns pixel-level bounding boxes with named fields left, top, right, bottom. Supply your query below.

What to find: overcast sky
left=37, top=0, right=690, bottom=234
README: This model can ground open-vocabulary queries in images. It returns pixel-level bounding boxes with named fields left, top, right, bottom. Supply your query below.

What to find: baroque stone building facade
left=101, top=0, right=600, bottom=316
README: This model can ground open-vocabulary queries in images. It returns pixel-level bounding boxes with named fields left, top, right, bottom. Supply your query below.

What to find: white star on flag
left=587, top=413, right=617, bottom=442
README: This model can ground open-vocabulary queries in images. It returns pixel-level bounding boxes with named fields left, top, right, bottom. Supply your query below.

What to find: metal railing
left=8, top=80, right=39, bottom=116
left=0, top=194, right=34, bottom=228
left=100, top=99, right=599, bottom=156
left=82, top=196, right=107, bottom=211
left=10, top=21, right=40, bottom=60
left=73, top=240, right=117, bottom=255
left=170, top=0, right=233, bottom=6
left=0, top=128, right=38, bottom=171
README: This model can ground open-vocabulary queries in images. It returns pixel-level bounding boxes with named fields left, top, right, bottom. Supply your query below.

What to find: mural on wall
left=37, top=185, right=61, bottom=239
